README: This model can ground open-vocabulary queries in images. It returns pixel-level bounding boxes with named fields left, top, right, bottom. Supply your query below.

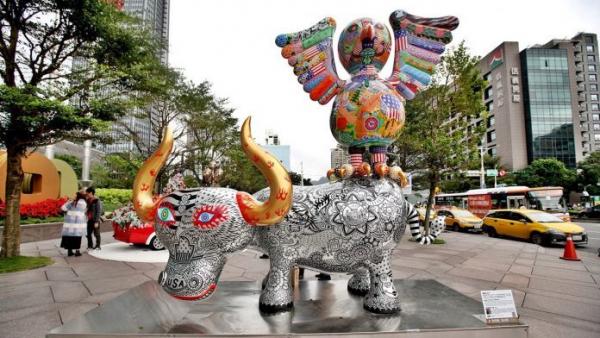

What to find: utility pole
left=479, top=144, right=486, bottom=189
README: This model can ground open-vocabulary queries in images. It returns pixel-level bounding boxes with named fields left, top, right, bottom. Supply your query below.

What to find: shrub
left=96, top=188, right=132, bottom=206
left=0, top=197, right=68, bottom=219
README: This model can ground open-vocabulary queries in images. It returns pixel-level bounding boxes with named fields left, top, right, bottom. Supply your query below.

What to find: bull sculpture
left=133, top=118, right=443, bottom=314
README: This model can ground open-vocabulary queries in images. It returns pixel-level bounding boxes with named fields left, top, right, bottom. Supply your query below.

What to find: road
left=573, top=220, right=600, bottom=254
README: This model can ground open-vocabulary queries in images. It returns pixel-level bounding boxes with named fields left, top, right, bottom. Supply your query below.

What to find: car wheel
left=487, top=227, right=497, bottom=238
left=530, top=232, right=544, bottom=246
left=452, top=223, right=460, bottom=232
left=149, top=236, right=165, bottom=250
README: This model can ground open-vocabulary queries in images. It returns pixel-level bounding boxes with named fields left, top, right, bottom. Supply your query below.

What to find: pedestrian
left=85, top=187, right=104, bottom=250
left=60, top=191, right=87, bottom=257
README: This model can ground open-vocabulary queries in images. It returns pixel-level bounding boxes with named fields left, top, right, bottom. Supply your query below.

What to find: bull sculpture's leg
left=347, top=268, right=370, bottom=296
left=363, top=253, right=401, bottom=314
left=259, top=256, right=294, bottom=312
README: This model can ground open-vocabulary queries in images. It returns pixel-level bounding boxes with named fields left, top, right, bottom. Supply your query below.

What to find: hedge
left=96, top=188, right=132, bottom=206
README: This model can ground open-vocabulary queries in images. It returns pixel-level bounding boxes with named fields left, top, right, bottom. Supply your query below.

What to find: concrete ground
left=0, top=231, right=599, bottom=338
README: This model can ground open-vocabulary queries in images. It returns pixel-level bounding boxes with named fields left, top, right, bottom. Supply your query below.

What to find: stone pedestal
left=48, top=279, right=528, bottom=337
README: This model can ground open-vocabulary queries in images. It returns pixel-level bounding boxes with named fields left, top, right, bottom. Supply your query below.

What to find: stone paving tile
left=0, top=285, right=54, bottom=312
left=0, top=302, right=60, bottom=324
left=515, top=258, right=535, bottom=266
left=527, top=287, right=600, bottom=307
left=528, top=276, right=600, bottom=299
left=58, top=303, right=98, bottom=324
left=80, top=290, right=126, bottom=304
left=534, top=259, right=589, bottom=272
left=508, top=264, right=533, bottom=276
left=523, top=312, right=600, bottom=338
left=0, top=280, right=53, bottom=294
left=45, top=266, right=79, bottom=281
left=390, top=256, right=433, bottom=270
left=586, top=264, right=600, bottom=274
left=143, top=269, right=162, bottom=281
left=447, top=266, right=505, bottom=283
left=443, top=255, right=467, bottom=265
left=593, top=274, right=600, bottom=286
left=123, top=261, right=158, bottom=271
left=460, top=259, right=512, bottom=272
left=511, top=288, right=525, bottom=307
left=532, top=266, right=596, bottom=283
left=524, top=292, right=600, bottom=323
left=71, top=261, right=137, bottom=280
left=0, top=269, right=47, bottom=287
left=84, top=273, right=150, bottom=295
left=521, top=306, right=600, bottom=335
left=0, top=307, right=61, bottom=338
left=501, top=273, right=530, bottom=290
left=51, top=282, right=91, bottom=303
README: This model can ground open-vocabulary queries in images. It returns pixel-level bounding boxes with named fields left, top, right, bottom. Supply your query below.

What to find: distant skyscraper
left=100, top=0, right=171, bottom=154
left=331, top=144, right=348, bottom=168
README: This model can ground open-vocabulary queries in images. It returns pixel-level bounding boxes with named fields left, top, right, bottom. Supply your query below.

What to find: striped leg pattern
left=406, top=202, right=444, bottom=245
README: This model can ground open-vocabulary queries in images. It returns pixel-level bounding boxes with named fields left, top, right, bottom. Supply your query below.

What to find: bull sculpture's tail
left=406, top=203, right=444, bottom=245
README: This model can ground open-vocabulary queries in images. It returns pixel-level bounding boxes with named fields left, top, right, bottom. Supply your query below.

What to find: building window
left=487, top=130, right=496, bottom=142
left=592, top=103, right=600, bottom=111
left=592, top=94, right=599, bottom=101
left=591, top=74, right=598, bottom=82
left=590, top=64, right=598, bottom=72
left=595, top=134, right=600, bottom=141
left=486, top=101, right=493, bottom=112
left=589, top=55, right=596, bottom=62
left=594, top=113, right=600, bottom=120
left=592, top=84, right=599, bottom=91
left=488, top=116, right=495, bottom=127
left=587, top=45, right=595, bottom=53
left=484, top=87, right=493, bottom=100
left=594, top=124, right=600, bottom=131
left=484, top=72, right=492, bottom=83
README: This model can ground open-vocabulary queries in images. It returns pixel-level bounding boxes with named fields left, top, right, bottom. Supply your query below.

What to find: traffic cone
left=560, top=234, right=581, bottom=261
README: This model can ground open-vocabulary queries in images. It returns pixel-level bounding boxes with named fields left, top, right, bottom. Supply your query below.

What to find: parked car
left=111, top=204, right=164, bottom=250
left=416, top=207, right=437, bottom=226
left=580, top=205, right=600, bottom=218
left=482, top=209, right=587, bottom=246
left=437, top=208, right=483, bottom=232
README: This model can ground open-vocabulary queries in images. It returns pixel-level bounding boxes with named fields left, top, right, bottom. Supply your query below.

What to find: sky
left=168, top=0, right=600, bottom=180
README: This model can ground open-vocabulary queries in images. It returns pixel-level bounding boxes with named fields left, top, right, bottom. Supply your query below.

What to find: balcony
left=578, top=84, right=586, bottom=92
left=581, top=124, right=589, bottom=131
left=580, top=113, right=588, bottom=121
left=575, top=55, right=583, bottom=63
left=576, top=65, right=584, bottom=73
left=575, top=44, right=583, bottom=53
left=577, top=74, right=585, bottom=82
left=579, top=94, right=586, bottom=102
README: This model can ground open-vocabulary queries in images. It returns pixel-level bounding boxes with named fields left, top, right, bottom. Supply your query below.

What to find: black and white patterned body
left=153, top=178, right=442, bottom=313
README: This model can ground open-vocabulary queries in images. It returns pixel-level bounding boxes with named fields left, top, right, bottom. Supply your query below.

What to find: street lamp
left=478, top=144, right=487, bottom=189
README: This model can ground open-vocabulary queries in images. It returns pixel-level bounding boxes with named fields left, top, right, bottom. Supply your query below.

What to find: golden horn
left=236, top=117, right=292, bottom=225
left=133, top=127, right=174, bottom=222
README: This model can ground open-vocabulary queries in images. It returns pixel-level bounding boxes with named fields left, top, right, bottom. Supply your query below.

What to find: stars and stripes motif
left=395, top=29, right=408, bottom=51
left=381, top=94, right=402, bottom=120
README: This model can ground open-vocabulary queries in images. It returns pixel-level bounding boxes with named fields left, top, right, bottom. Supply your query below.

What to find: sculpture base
left=48, top=279, right=528, bottom=337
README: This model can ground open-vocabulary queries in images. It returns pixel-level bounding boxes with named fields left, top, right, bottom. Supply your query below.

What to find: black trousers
left=86, top=220, right=101, bottom=248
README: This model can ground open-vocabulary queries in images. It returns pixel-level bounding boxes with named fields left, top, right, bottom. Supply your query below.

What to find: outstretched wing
left=387, top=10, right=459, bottom=100
left=275, top=18, right=346, bottom=105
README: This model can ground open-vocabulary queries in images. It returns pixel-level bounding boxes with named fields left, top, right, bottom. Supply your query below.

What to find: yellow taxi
left=436, top=208, right=483, bottom=232
left=482, top=209, right=588, bottom=246
left=416, top=207, right=437, bottom=226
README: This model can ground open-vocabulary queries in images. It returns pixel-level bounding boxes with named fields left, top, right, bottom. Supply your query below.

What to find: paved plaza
left=0, top=231, right=599, bottom=338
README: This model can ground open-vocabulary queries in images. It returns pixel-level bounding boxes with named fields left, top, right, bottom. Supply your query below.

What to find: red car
left=111, top=204, right=164, bottom=250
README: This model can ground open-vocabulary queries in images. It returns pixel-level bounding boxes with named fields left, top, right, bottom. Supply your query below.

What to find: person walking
left=60, top=192, right=87, bottom=257
left=85, top=187, right=103, bottom=250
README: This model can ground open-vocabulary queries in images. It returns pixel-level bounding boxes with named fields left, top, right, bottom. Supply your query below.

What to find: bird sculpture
left=275, top=10, right=458, bottom=183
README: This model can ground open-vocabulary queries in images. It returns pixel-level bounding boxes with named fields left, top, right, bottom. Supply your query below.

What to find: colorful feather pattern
left=388, top=10, right=459, bottom=100
left=275, top=17, right=346, bottom=105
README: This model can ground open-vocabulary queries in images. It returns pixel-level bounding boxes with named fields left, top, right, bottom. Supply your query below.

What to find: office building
left=263, top=130, right=291, bottom=170
left=330, top=144, right=349, bottom=168
left=474, top=33, right=598, bottom=170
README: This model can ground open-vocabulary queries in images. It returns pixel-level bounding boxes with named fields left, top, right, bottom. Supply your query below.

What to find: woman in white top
left=60, top=191, right=88, bottom=256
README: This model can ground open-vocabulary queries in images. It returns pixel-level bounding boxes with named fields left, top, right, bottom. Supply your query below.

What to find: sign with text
left=481, top=290, right=519, bottom=324
left=486, top=169, right=498, bottom=177
left=468, top=195, right=492, bottom=218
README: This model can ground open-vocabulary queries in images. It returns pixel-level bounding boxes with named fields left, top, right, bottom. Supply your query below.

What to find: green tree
left=514, top=158, right=576, bottom=191
left=392, top=42, right=486, bottom=234
left=90, top=154, right=143, bottom=189
left=577, top=151, right=600, bottom=195
left=0, top=0, right=161, bottom=257
left=289, top=171, right=312, bottom=186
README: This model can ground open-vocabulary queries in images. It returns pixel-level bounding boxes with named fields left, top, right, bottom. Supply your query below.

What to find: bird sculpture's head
left=338, top=18, right=391, bottom=76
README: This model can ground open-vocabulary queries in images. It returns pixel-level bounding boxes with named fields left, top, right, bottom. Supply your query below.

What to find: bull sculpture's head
left=132, top=117, right=292, bottom=300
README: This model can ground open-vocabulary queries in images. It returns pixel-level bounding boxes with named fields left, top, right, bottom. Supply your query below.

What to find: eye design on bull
left=156, top=203, right=177, bottom=228
left=192, top=205, right=228, bottom=229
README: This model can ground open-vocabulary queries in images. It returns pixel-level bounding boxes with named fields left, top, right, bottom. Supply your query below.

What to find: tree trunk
left=423, top=179, right=437, bottom=237
left=1, top=147, right=24, bottom=258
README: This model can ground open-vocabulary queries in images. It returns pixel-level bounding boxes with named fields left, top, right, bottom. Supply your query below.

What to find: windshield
left=453, top=210, right=476, bottom=218
left=528, top=193, right=565, bottom=212
left=526, top=212, right=563, bottom=223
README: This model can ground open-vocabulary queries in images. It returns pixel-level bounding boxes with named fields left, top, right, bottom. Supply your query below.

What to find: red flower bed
left=0, top=197, right=68, bottom=219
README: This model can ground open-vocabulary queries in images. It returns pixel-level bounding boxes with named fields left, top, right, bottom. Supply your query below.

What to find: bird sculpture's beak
left=361, top=23, right=375, bottom=41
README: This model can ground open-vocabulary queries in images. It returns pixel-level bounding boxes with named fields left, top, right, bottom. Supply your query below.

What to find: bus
left=434, top=186, right=569, bottom=221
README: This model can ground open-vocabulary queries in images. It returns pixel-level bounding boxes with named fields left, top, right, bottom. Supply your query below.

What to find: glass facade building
left=520, top=49, right=577, bottom=167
